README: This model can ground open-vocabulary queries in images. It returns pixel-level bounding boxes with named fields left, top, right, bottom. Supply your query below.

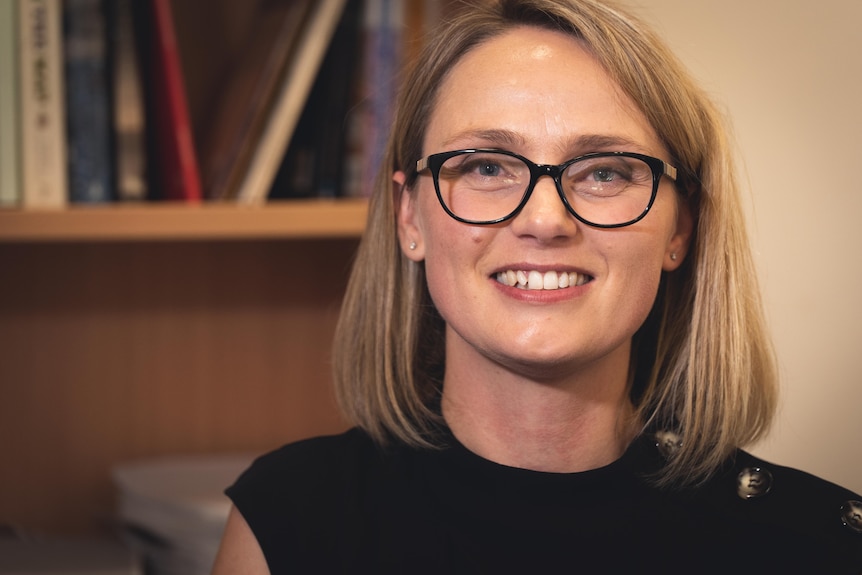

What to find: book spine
left=234, top=0, right=347, bottom=203
left=342, top=0, right=403, bottom=199
left=110, top=0, right=147, bottom=202
left=0, top=0, right=21, bottom=206
left=315, top=0, right=362, bottom=199
left=144, top=0, right=201, bottom=201
left=18, top=0, right=68, bottom=209
left=201, top=0, right=313, bottom=200
left=63, top=0, right=114, bottom=203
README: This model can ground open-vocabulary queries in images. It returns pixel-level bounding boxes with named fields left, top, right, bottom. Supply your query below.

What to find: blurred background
left=633, top=0, right=862, bottom=494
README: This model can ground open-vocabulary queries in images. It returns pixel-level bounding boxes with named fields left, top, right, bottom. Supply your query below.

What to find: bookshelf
left=0, top=229, right=357, bottom=534
left=0, top=0, right=451, bottom=536
left=0, top=199, right=368, bottom=242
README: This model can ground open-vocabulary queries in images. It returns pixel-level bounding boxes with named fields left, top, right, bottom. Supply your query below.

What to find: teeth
left=495, top=270, right=590, bottom=290
left=528, top=271, right=543, bottom=290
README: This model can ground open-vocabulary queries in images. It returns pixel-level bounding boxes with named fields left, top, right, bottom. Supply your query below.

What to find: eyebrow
left=566, top=133, right=651, bottom=154
left=440, top=129, right=526, bottom=150
left=439, top=129, right=653, bottom=156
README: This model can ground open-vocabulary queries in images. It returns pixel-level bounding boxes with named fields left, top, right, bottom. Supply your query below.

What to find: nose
left=508, top=173, right=577, bottom=241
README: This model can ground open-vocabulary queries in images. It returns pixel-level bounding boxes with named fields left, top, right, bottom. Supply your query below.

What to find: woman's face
left=397, top=26, right=691, bottom=383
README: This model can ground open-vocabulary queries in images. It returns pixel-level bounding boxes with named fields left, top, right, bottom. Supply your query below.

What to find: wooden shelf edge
left=0, top=198, right=368, bottom=242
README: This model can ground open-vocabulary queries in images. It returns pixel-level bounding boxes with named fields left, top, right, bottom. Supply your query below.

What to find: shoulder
left=725, top=449, right=861, bottom=530
left=689, top=447, right=862, bottom=568
left=223, top=428, right=391, bottom=572
left=228, top=427, right=382, bottom=499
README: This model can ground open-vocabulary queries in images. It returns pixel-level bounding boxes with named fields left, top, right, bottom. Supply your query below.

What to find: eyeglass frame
left=415, top=148, right=678, bottom=229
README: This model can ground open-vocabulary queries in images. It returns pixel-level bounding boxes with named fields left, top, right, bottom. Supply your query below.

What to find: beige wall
left=628, top=0, right=862, bottom=493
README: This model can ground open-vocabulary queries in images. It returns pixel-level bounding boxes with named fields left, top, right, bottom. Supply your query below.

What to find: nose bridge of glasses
left=527, top=162, right=569, bottom=201
left=516, top=161, right=571, bottom=220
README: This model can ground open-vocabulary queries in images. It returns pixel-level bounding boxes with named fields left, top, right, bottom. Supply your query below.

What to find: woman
left=214, top=0, right=862, bottom=572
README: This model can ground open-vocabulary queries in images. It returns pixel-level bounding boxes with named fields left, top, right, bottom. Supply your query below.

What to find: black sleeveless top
left=226, top=427, right=862, bottom=573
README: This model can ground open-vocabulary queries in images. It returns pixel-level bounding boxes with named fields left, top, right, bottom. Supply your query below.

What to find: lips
left=494, top=269, right=591, bottom=290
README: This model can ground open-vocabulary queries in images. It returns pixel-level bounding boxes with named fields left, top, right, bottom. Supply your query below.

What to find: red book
left=144, top=0, right=202, bottom=201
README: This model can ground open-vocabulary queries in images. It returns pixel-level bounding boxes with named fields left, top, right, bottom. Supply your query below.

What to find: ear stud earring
left=409, top=241, right=417, bottom=250
left=670, top=252, right=678, bottom=261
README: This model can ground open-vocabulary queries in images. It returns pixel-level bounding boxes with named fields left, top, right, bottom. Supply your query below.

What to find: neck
left=441, top=340, right=638, bottom=473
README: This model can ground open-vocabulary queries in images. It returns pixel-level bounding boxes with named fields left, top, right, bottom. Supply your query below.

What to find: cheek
left=601, top=231, right=667, bottom=318
left=422, top=224, right=491, bottom=315
left=422, top=204, right=488, bottom=268
left=422, top=251, right=465, bottom=330
left=629, top=261, right=664, bottom=320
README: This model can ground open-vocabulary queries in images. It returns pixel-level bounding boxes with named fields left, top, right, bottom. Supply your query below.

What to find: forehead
left=424, top=26, right=662, bottom=157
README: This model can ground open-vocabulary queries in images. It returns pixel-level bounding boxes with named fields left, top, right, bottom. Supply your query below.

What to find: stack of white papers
left=112, top=454, right=253, bottom=575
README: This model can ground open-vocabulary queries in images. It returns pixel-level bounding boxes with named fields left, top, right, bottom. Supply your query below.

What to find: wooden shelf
left=0, top=198, right=368, bottom=242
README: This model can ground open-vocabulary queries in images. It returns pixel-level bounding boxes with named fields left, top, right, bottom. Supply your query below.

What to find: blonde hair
left=332, top=0, right=777, bottom=486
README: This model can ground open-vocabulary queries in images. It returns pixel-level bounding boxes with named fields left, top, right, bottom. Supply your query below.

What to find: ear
left=394, top=171, right=426, bottom=261
left=663, top=198, right=694, bottom=271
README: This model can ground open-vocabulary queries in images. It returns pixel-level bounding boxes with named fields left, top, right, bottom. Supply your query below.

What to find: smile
left=494, top=270, right=592, bottom=291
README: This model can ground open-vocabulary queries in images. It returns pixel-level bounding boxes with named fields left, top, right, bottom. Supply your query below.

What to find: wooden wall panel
left=0, top=239, right=356, bottom=534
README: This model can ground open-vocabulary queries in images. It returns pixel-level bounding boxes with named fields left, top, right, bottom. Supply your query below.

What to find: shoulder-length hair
left=332, top=0, right=777, bottom=486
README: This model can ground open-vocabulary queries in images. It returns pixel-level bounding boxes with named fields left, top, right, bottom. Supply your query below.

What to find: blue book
left=64, top=0, right=114, bottom=203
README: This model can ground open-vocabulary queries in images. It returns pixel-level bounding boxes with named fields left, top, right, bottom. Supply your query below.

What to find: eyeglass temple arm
left=663, top=162, right=677, bottom=181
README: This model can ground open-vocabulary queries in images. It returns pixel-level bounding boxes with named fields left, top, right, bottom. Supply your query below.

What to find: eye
left=458, top=156, right=507, bottom=179
left=592, top=167, right=620, bottom=183
left=565, top=161, right=632, bottom=188
left=448, top=153, right=524, bottom=183
left=477, top=162, right=501, bottom=177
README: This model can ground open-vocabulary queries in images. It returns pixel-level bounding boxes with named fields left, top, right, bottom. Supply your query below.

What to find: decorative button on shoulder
left=839, top=500, right=862, bottom=534
left=654, top=430, right=683, bottom=460
left=736, top=466, right=773, bottom=500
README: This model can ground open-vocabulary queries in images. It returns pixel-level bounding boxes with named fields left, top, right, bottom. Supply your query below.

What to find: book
left=363, top=0, right=403, bottom=197
left=63, top=0, right=115, bottom=203
left=138, top=0, right=202, bottom=201
left=341, top=0, right=405, bottom=198
left=109, top=0, right=148, bottom=202
left=270, top=0, right=363, bottom=200
left=113, top=454, right=253, bottom=575
left=18, top=0, right=68, bottom=209
left=234, top=0, right=348, bottom=203
left=198, top=0, right=314, bottom=200
left=0, top=0, right=21, bottom=207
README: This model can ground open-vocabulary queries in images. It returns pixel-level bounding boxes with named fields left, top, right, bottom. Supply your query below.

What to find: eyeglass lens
left=435, top=151, right=656, bottom=226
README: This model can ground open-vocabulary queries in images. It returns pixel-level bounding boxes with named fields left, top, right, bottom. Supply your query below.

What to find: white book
left=0, top=0, right=20, bottom=206
left=18, top=0, right=68, bottom=209
left=113, top=453, right=253, bottom=575
left=235, top=0, right=348, bottom=203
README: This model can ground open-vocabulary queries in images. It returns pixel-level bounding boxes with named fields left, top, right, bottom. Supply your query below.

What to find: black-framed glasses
left=415, top=149, right=678, bottom=228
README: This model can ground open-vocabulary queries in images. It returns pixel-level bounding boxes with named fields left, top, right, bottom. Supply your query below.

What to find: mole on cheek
left=469, top=231, right=486, bottom=246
